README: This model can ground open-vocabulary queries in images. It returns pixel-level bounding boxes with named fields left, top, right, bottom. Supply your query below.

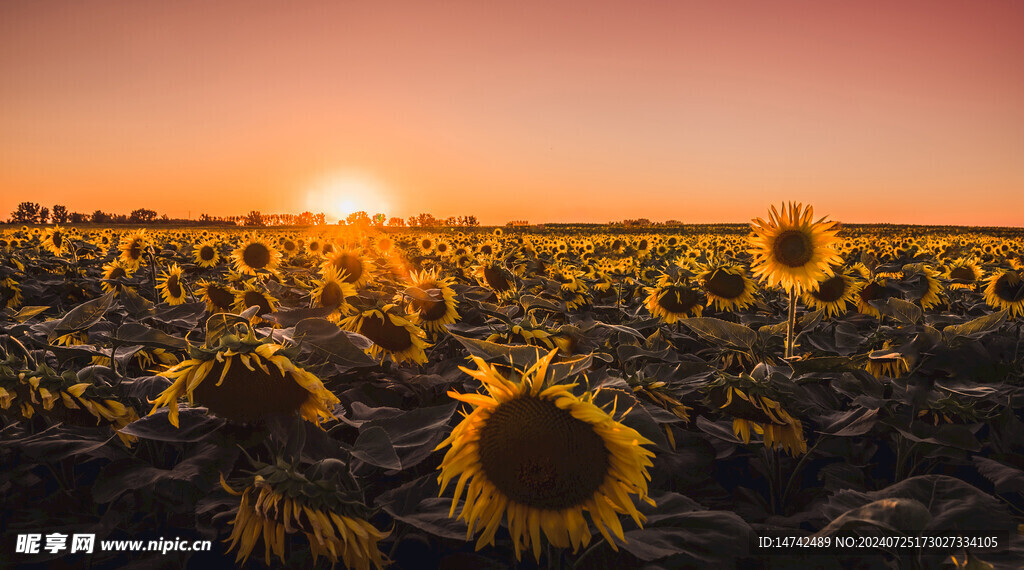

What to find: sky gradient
left=2, top=1, right=1022, bottom=226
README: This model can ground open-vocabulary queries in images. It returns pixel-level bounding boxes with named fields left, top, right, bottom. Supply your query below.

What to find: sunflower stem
left=785, top=286, right=798, bottom=358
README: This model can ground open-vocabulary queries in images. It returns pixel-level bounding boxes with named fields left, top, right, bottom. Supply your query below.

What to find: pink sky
left=2, top=0, right=1022, bottom=225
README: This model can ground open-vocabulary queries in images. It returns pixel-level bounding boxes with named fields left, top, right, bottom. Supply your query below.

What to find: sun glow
left=303, top=170, right=393, bottom=222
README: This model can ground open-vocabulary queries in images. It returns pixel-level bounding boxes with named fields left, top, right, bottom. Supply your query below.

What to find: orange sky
left=2, top=1, right=1022, bottom=226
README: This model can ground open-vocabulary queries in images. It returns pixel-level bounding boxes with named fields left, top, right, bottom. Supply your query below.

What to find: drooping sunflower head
left=699, top=263, right=757, bottom=312
left=340, top=305, right=430, bottom=365
left=100, top=260, right=134, bottom=295
left=192, top=240, right=221, bottom=268
left=748, top=202, right=842, bottom=292
left=148, top=333, right=339, bottom=428
left=156, top=263, right=188, bottom=305
left=705, top=373, right=807, bottom=457
left=219, top=458, right=388, bottom=568
left=404, top=269, right=460, bottom=333
left=322, top=249, right=373, bottom=288
left=983, top=269, right=1024, bottom=318
left=803, top=266, right=863, bottom=318
left=437, top=350, right=656, bottom=561
left=232, top=235, right=282, bottom=275
left=474, top=260, right=516, bottom=297
left=309, top=266, right=357, bottom=322
left=644, top=273, right=704, bottom=323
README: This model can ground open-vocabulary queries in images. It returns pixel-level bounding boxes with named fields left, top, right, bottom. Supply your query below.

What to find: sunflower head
left=983, top=269, right=1024, bottom=318
left=310, top=267, right=357, bottom=322
left=232, top=235, right=282, bottom=275
left=340, top=304, right=430, bottom=365
left=748, top=202, right=842, bottom=292
left=699, top=263, right=757, bottom=312
left=147, top=331, right=339, bottom=428
left=705, top=372, right=807, bottom=456
left=802, top=266, right=863, bottom=318
left=220, top=457, right=387, bottom=567
left=232, top=284, right=279, bottom=322
left=192, top=240, right=221, bottom=268
left=404, top=269, right=460, bottom=333
left=436, top=350, right=656, bottom=561
left=119, top=229, right=149, bottom=269
left=322, top=249, right=373, bottom=288
left=644, top=273, right=704, bottom=323
left=156, top=263, right=188, bottom=305
left=196, top=279, right=237, bottom=313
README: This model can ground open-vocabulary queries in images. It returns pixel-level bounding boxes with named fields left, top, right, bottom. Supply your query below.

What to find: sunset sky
left=2, top=1, right=1022, bottom=226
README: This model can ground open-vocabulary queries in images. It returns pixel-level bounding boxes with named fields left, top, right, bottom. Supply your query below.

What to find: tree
left=51, top=205, right=69, bottom=224
left=129, top=208, right=158, bottom=223
left=244, top=210, right=265, bottom=226
left=458, top=215, right=479, bottom=227
left=444, top=216, right=458, bottom=227
left=313, top=213, right=326, bottom=226
left=70, top=212, right=90, bottom=223
left=10, top=202, right=41, bottom=224
left=346, top=211, right=370, bottom=228
left=372, top=213, right=386, bottom=227
left=91, top=210, right=111, bottom=224
left=387, top=216, right=406, bottom=227
left=297, top=211, right=314, bottom=226
left=414, top=213, right=439, bottom=228
left=38, top=207, right=49, bottom=224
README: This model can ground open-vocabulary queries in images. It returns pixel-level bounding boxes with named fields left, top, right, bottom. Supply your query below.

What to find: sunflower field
left=2, top=206, right=1024, bottom=569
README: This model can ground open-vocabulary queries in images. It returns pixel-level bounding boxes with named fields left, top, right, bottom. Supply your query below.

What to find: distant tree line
left=7, top=201, right=481, bottom=229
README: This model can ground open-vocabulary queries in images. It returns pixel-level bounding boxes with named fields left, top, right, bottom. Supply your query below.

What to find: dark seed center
left=658, top=285, right=700, bottom=313
left=478, top=396, right=608, bottom=510
left=484, top=267, right=511, bottom=292
left=811, top=275, right=847, bottom=302
left=359, top=314, right=414, bottom=352
left=333, top=255, right=363, bottom=283
left=772, top=230, right=813, bottom=267
left=242, top=243, right=271, bottom=269
left=200, top=245, right=216, bottom=261
left=706, top=269, right=746, bottom=299
left=994, top=273, right=1024, bottom=302
left=167, top=274, right=182, bottom=298
left=192, top=356, right=309, bottom=422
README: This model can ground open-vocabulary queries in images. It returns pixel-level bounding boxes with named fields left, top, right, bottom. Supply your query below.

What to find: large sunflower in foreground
left=983, top=269, right=1024, bottom=317
left=404, top=269, right=460, bottom=334
left=699, top=263, right=757, bottom=312
left=340, top=305, right=430, bottom=365
left=436, top=350, right=656, bottom=561
left=147, top=333, right=338, bottom=428
left=232, top=235, right=282, bottom=275
left=220, top=459, right=388, bottom=568
left=748, top=202, right=841, bottom=292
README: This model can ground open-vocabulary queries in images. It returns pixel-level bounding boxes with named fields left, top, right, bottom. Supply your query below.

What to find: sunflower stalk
left=785, top=286, right=798, bottom=359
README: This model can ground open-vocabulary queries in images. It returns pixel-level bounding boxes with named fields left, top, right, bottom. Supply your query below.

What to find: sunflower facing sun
left=748, top=202, right=842, bottom=292
left=436, top=350, right=656, bottom=561
left=232, top=235, right=282, bottom=275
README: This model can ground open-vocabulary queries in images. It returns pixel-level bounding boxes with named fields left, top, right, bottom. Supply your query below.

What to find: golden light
left=302, top=170, right=393, bottom=222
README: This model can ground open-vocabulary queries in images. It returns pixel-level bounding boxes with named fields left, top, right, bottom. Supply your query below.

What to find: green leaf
left=203, top=312, right=251, bottom=348
left=288, top=317, right=376, bottom=368
left=619, top=511, right=752, bottom=563
left=113, top=323, right=188, bottom=350
left=120, top=286, right=155, bottom=316
left=817, top=498, right=932, bottom=536
left=943, top=310, right=1007, bottom=342
left=351, top=426, right=402, bottom=471
left=883, top=297, right=923, bottom=326
left=12, top=306, right=50, bottom=323
left=682, top=317, right=757, bottom=351
left=48, top=288, right=117, bottom=342
left=118, top=408, right=226, bottom=442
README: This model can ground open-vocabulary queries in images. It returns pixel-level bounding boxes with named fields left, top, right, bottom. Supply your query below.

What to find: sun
left=303, top=170, right=393, bottom=222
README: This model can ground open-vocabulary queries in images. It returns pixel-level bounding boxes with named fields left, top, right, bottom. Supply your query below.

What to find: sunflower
left=802, top=267, right=863, bottom=318
left=404, top=269, right=460, bottom=334
left=41, top=225, right=68, bottom=256
left=340, top=305, right=429, bottom=365
left=119, top=229, right=149, bottom=269
left=983, top=269, right=1024, bottom=317
left=147, top=333, right=338, bottom=427
left=864, top=343, right=911, bottom=379
left=699, top=263, right=757, bottom=312
left=192, top=240, right=221, bottom=268
left=855, top=276, right=890, bottom=319
left=233, top=284, right=279, bottom=322
left=706, top=374, right=807, bottom=456
left=322, top=249, right=373, bottom=288
left=196, top=280, right=237, bottom=313
left=644, top=274, right=704, bottom=324
left=232, top=235, right=282, bottom=275
left=907, top=264, right=944, bottom=311
left=1, top=277, right=23, bottom=309
left=309, top=267, right=357, bottom=322
left=156, top=263, right=188, bottom=305
left=475, top=260, right=516, bottom=297
left=748, top=202, right=841, bottom=292
left=436, top=350, right=656, bottom=561
left=219, top=460, right=387, bottom=568
left=942, top=257, right=982, bottom=290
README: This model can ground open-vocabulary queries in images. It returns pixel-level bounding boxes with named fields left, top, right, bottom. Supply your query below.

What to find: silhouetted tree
left=129, top=208, right=158, bottom=223
left=91, top=210, right=111, bottom=224
left=51, top=205, right=69, bottom=224
left=244, top=210, right=265, bottom=226
left=70, top=212, right=90, bottom=223
left=10, top=202, right=41, bottom=223
left=387, top=216, right=406, bottom=227
left=37, top=207, right=50, bottom=224
left=313, top=213, right=326, bottom=226
left=297, top=211, right=314, bottom=225
left=372, top=213, right=386, bottom=227
left=346, top=211, right=370, bottom=228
